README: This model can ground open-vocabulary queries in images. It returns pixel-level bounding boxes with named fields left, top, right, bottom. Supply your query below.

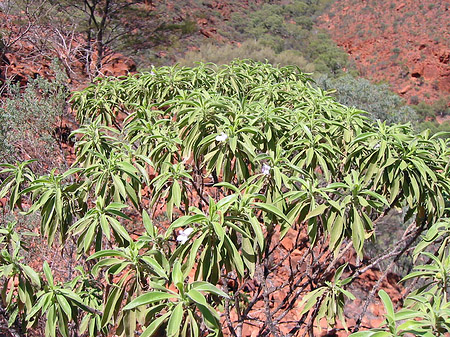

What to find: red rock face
left=318, top=0, right=450, bottom=104
left=101, top=53, right=137, bottom=77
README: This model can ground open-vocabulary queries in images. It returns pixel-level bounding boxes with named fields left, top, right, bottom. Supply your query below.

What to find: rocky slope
left=318, top=0, right=450, bottom=104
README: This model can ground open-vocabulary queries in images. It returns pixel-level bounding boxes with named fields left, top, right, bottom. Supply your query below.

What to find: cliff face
left=318, top=0, right=450, bottom=104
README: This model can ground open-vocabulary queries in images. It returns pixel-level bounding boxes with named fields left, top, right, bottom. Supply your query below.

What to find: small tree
left=50, top=0, right=138, bottom=79
left=0, top=0, right=49, bottom=61
left=0, top=0, right=52, bottom=83
left=1, top=61, right=449, bottom=337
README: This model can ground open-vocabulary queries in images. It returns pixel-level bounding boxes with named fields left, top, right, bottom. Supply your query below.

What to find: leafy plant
left=1, top=61, right=449, bottom=337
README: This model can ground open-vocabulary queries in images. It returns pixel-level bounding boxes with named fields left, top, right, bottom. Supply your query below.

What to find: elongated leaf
left=167, top=302, right=184, bottom=337
left=56, top=294, right=72, bottom=320
left=305, top=204, right=328, bottom=221
left=141, top=312, right=171, bottom=337
left=123, top=292, right=177, bottom=311
left=101, top=284, right=123, bottom=328
left=43, top=261, right=53, bottom=286
left=378, top=290, right=394, bottom=319
left=191, top=281, right=229, bottom=298
left=298, top=287, right=326, bottom=315
left=253, top=202, right=290, bottom=224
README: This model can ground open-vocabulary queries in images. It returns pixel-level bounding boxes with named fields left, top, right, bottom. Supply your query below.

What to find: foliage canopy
left=1, top=60, right=450, bottom=336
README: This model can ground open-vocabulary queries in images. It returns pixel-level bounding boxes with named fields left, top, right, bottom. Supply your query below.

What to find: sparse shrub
left=414, top=97, right=450, bottom=118
left=410, top=95, right=420, bottom=105
left=178, top=40, right=315, bottom=71
left=416, top=120, right=450, bottom=138
left=0, top=61, right=69, bottom=172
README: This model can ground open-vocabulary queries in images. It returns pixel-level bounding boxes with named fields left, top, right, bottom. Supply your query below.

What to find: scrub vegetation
left=1, top=61, right=449, bottom=336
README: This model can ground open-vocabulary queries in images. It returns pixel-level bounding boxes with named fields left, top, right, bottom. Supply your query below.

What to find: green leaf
left=109, top=217, right=131, bottom=242
left=141, top=312, right=171, bottom=337
left=88, top=249, right=127, bottom=260
left=123, top=292, right=177, bottom=311
left=141, top=256, right=168, bottom=279
left=101, top=283, right=124, bottom=328
left=46, top=305, right=56, bottom=337
left=349, top=332, right=391, bottom=337
left=249, top=215, right=265, bottom=251
left=112, top=174, right=127, bottom=199
left=213, top=182, right=239, bottom=193
left=26, top=292, right=52, bottom=322
left=167, top=302, right=184, bottom=337
left=43, top=261, right=54, bottom=286
left=351, top=209, right=365, bottom=257
left=143, top=210, right=156, bottom=237
left=187, top=289, right=208, bottom=306
left=172, top=180, right=182, bottom=207
left=187, top=310, right=199, bottom=337
left=298, top=287, right=326, bottom=316
left=397, top=319, right=426, bottom=331
left=378, top=290, right=394, bottom=318
left=56, top=294, right=72, bottom=320
left=21, top=265, right=41, bottom=288
left=195, top=303, right=220, bottom=331
left=166, top=214, right=206, bottom=238
left=223, top=235, right=244, bottom=278
left=253, top=202, right=290, bottom=225
left=212, top=221, right=225, bottom=243
left=305, top=204, right=328, bottom=221
left=172, top=260, right=184, bottom=291
left=363, top=190, right=389, bottom=206
left=191, top=281, right=229, bottom=298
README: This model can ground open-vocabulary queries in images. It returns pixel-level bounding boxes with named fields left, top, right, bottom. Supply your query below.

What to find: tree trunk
left=94, top=0, right=111, bottom=77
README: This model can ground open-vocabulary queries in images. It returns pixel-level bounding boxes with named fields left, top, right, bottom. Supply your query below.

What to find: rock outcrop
left=319, top=0, right=450, bottom=104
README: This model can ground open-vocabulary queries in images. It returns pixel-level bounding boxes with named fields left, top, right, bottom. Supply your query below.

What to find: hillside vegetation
left=0, top=0, right=449, bottom=129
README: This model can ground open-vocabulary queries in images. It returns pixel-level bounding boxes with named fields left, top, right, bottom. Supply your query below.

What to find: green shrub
left=416, top=120, right=450, bottom=138
left=2, top=61, right=450, bottom=337
left=178, top=39, right=315, bottom=71
left=317, top=74, right=418, bottom=124
left=0, top=61, right=69, bottom=171
left=224, top=0, right=349, bottom=75
left=413, top=97, right=450, bottom=119
left=307, top=32, right=350, bottom=74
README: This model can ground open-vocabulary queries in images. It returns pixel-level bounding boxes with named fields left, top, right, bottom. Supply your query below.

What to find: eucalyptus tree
left=1, top=60, right=450, bottom=337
